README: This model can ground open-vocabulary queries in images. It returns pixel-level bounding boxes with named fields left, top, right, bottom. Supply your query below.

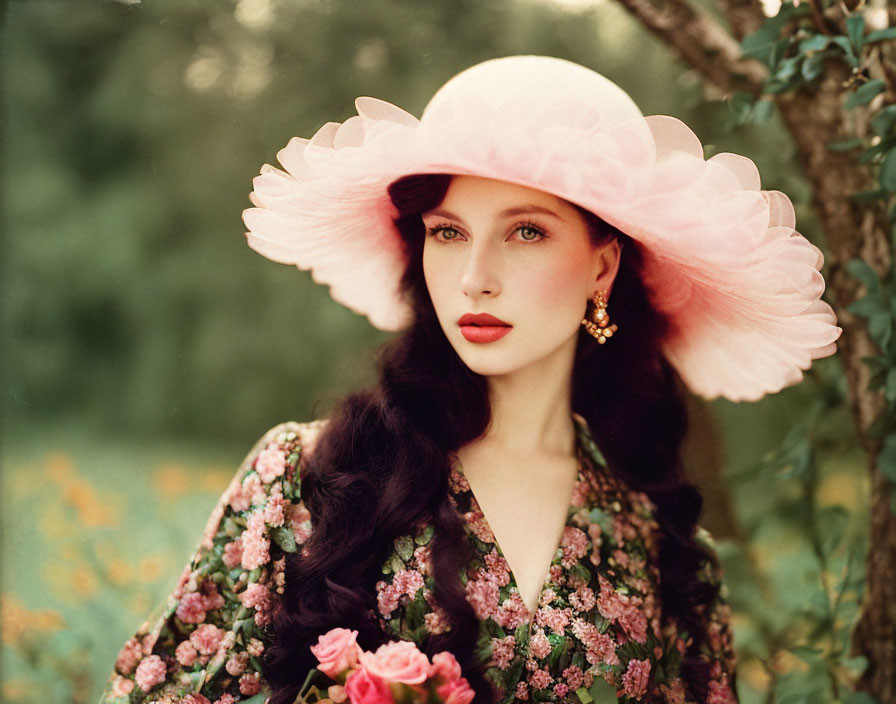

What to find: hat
left=242, top=55, right=842, bottom=402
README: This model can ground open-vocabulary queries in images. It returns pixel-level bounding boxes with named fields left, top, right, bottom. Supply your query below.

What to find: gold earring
left=581, top=290, right=617, bottom=344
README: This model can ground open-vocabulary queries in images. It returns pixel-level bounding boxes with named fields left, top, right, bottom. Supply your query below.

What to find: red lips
left=457, top=313, right=511, bottom=327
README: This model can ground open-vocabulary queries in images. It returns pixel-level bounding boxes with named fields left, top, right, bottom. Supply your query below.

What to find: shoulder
left=98, top=419, right=332, bottom=703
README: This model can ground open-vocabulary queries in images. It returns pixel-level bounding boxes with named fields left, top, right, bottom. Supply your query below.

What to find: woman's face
left=421, top=175, right=620, bottom=378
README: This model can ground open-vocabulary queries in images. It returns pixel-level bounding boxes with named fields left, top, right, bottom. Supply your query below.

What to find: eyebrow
left=422, top=205, right=565, bottom=223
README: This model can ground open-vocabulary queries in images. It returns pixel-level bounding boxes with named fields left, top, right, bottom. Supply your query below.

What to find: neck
left=481, top=338, right=578, bottom=458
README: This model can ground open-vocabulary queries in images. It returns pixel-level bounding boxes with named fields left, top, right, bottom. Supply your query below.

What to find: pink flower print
left=494, top=591, right=528, bottom=630
left=424, top=609, right=452, bottom=635
left=289, top=502, right=313, bottom=544
left=488, top=634, right=517, bottom=670
left=538, top=588, right=557, bottom=607
left=514, top=681, right=530, bottom=700
left=134, top=654, right=167, bottom=692
left=242, top=473, right=268, bottom=507
left=241, top=509, right=271, bottom=570
left=392, top=568, right=424, bottom=599
left=569, top=585, right=596, bottom=613
left=110, top=676, right=135, bottom=697
left=115, top=637, right=143, bottom=675
left=613, top=549, right=631, bottom=570
left=528, top=667, right=553, bottom=691
left=448, top=467, right=470, bottom=494
left=483, top=548, right=511, bottom=587
left=423, top=591, right=453, bottom=634
left=571, top=618, right=620, bottom=666
left=621, top=658, right=651, bottom=698
left=255, top=443, right=287, bottom=483
left=173, top=564, right=193, bottom=600
left=222, top=537, right=243, bottom=569
left=263, top=490, right=287, bottom=527
left=247, top=637, right=265, bottom=657
left=213, top=695, right=236, bottom=704
left=464, top=576, right=500, bottom=620
left=553, top=682, right=569, bottom=698
left=227, top=482, right=251, bottom=513
left=375, top=581, right=401, bottom=618
left=619, top=603, right=649, bottom=644
left=534, top=605, right=571, bottom=635
left=239, top=671, right=263, bottom=696
left=176, top=592, right=207, bottom=625
left=413, top=544, right=432, bottom=576
left=570, top=479, right=590, bottom=507
left=190, top=623, right=225, bottom=655
left=548, top=564, right=564, bottom=586
left=175, top=640, right=199, bottom=667
left=562, top=665, right=584, bottom=691
left=465, top=508, right=496, bottom=543
left=240, top=582, right=275, bottom=626
left=200, top=580, right=225, bottom=611
left=707, top=679, right=737, bottom=704
left=560, top=526, right=589, bottom=568
left=529, top=629, right=552, bottom=660
left=596, top=576, right=626, bottom=621
left=226, top=651, right=249, bottom=676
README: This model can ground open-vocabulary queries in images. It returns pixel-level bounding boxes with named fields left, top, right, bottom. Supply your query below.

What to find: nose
left=460, top=240, right=501, bottom=298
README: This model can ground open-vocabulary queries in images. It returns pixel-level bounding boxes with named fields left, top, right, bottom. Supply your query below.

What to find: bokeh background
left=1, top=1, right=864, bottom=703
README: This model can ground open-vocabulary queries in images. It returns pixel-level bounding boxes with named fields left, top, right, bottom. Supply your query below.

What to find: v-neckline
left=449, top=414, right=604, bottom=630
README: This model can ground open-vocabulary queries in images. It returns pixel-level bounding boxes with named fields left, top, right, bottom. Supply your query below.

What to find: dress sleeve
left=96, top=419, right=325, bottom=704
left=693, top=526, right=739, bottom=703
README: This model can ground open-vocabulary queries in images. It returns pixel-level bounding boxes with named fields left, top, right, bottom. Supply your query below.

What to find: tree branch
left=612, top=0, right=767, bottom=95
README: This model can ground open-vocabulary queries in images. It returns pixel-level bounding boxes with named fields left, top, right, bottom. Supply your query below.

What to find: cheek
left=524, top=257, right=591, bottom=309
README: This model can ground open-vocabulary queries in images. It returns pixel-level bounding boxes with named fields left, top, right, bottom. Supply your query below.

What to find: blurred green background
left=1, top=1, right=865, bottom=703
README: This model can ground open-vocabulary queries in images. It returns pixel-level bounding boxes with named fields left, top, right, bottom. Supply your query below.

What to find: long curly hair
left=262, top=173, right=720, bottom=703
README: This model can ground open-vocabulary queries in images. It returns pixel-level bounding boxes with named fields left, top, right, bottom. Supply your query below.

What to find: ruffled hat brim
left=243, top=57, right=841, bottom=402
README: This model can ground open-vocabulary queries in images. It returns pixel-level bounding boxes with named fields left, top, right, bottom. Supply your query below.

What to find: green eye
left=517, top=224, right=546, bottom=242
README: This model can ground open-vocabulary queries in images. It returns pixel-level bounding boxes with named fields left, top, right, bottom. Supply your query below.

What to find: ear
left=591, top=238, right=623, bottom=298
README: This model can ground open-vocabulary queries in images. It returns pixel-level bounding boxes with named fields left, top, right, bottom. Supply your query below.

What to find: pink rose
left=428, top=650, right=462, bottom=682
left=310, top=628, right=363, bottom=678
left=344, top=668, right=395, bottom=704
left=358, top=639, right=430, bottom=685
left=436, top=676, right=475, bottom=704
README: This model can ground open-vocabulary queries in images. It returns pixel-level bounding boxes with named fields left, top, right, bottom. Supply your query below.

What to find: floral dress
left=97, top=415, right=738, bottom=704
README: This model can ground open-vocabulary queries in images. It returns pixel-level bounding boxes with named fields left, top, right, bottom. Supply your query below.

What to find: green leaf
left=788, top=645, right=824, bottom=663
left=752, top=98, right=776, bottom=124
left=865, top=27, right=896, bottom=44
left=831, top=36, right=860, bottom=68
left=271, top=525, right=297, bottom=553
left=801, top=54, right=825, bottom=82
left=586, top=677, right=618, bottom=704
left=843, top=691, right=880, bottom=704
left=886, top=368, right=896, bottom=402
left=881, top=149, right=896, bottom=191
left=839, top=655, right=869, bottom=676
left=393, top=534, right=414, bottom=561
left=846, top=14, right=865, bottom=51
left=799, top=34, right=831, bottom=52
left=879, top=432, right=896, bottom=483
left=871, top=105, right=896, bottom=137
left=827, top=138, right=864, bottom=152
left=868, top=310, right=893, bottom=349
left=575, top=687, right=594, bottom=704
left=846, top=259, right=882, bottom=294
left=845, top=80, right=886, bottom=109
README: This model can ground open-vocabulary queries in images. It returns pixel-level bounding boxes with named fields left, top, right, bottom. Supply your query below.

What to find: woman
left=98, top=56, right=841, bottom=704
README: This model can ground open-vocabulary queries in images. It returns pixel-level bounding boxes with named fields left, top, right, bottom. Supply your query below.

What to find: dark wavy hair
left=262, top=173, right=722, bottom=703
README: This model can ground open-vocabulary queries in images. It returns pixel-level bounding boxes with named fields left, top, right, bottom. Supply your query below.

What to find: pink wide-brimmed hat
left=242, top=55, right=841, bottom=402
